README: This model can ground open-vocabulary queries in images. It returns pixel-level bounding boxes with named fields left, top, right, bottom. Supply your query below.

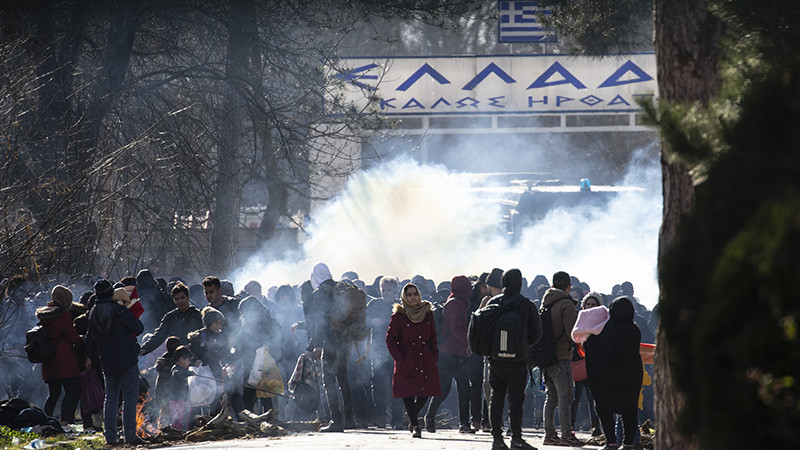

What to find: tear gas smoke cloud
left=233, top=148, right=662, bottom=309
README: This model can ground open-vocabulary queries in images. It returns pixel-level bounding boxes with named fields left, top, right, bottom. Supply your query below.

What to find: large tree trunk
left=653, top=0, right=722, bottom=448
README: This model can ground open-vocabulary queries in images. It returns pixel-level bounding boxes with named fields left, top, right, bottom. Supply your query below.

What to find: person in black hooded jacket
left=583, top=296, right=643, bottom=450
left=486, top=269, right=542, bottom=450
left=85, top=279, right=144, bottom=445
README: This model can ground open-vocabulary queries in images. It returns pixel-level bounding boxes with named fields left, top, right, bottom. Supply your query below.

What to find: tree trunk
left=209, top=0, right=255, bottom=274
left=653, top=0, right=722, bottom=448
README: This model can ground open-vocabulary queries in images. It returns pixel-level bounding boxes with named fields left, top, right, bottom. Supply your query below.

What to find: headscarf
left=400, top=283, right=431, bottom=323
left=310, top=262, right=333, bottom=290
left=51, top=285, right=73, bottom=309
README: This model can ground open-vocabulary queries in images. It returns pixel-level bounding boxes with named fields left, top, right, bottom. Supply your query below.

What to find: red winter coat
left=36, top=307, right=82, bottom=380
left=386, top=306, right=441, bottom=398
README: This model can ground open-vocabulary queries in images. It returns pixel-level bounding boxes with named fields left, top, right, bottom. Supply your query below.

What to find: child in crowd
left=113, top=286, right=144, bottom=319
left=169, top=346, right=194, bottom=430
left=154, top=336, right=182, bottom=426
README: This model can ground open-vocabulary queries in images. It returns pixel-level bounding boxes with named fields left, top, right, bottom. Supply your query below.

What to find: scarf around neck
left=402, top=299, right=432, bottom=323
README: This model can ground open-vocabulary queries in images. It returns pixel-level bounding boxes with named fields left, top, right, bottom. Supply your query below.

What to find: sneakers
left=559, top=433, right=584, bottom=447
left=411, top=426, right=422, bottom=438
left=543, top=434, right=561, bottom=445
left=492, top=439, right=510, bottom=450
left=601, top=444, right=619, bottom=450
left=510, top=438, right=538, bottom=450
left=459, top=424, right=476, bottom=434
left=471, top=420, right=481, bottom=432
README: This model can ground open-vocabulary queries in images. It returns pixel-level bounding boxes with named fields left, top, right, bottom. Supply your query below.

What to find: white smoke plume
left=232, top=150, right=662, bottom=308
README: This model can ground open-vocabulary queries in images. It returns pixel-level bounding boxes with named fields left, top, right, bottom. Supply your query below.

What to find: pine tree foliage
left=538, top=0, right=653, bottom=54
left=656, top=0, right=800, bottom=447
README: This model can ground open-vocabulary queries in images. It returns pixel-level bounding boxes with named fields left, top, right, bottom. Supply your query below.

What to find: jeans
left=103, top=364, right=140, bottom=443
left=489, top=361, right=528, bottom=441
left=426, top=353, right=470, bottom=427
left=44, top=377, right=80, bottom=423
left=543, top=359, right=574, bottom=438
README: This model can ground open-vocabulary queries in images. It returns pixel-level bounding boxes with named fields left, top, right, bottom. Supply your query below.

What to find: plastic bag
left=248, top=347, right=284, bottom=398
left=80, top=368, right=104, bottom=412
left=188, top=365, right=216, bottom=406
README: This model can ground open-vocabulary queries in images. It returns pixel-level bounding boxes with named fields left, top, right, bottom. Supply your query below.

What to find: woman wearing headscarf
left=583, top=296, right=643, bottom=450
left=386, top=283, right=441, bottom=438
left=35, top=285, right=83, bottom=424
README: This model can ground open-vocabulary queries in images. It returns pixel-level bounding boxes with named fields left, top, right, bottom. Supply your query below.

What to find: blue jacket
left=86, top=297, right=144, bottom=375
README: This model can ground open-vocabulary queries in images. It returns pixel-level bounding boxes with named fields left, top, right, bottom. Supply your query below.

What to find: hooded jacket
left=35, top=304, right=82, bottom=380
left=439, top=275, right=472, bottom=357
left=542, top=287, right=578, bottom=361
left=86, top=297, right=144, bottom=376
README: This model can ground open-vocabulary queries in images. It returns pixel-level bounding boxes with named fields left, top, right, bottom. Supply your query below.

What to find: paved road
left=154, top=429, right=603, bottom=450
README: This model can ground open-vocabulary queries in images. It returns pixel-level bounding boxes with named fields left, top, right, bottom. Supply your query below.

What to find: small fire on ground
left=136, top=394, right=161, bottom=438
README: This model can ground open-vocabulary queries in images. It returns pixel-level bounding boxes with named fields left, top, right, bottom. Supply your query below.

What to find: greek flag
left=498, top=1, right=556, bottom=43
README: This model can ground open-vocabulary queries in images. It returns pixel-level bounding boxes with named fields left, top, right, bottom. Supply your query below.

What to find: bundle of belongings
left=0, top=398, right=66, bottom=436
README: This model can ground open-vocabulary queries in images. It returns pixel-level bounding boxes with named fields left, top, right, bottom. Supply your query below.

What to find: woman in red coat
left=386, top=283, right=441, bottom=438
left=35, top=285, right=82, bottom=424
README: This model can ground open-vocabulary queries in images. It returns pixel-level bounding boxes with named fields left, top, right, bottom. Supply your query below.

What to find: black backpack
left=24, top=325, right=58, bottom=364
left=490, top=296, right=529, bottom=362
left=469, top=294, right=528, bottom=361
left=528, top=302, right=565, bottom=369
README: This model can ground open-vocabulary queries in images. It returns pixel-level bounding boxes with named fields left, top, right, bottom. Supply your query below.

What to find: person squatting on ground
left=85, top=279, right=144, bottom=445
left=486, top=269, right=542, bottom=450
left=306, top=263, right=356, bottom=432
left=36, top=285, right=82, bottom=425
left=425, top=275, right=474, bottom=434
left=575, top=297, right=643, bottom=450
left=541, top=271, right=583, bottom=447
left=386, top=283, right=441, bottom=438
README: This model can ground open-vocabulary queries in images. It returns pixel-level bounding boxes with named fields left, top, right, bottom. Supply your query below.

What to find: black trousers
left=468, top=353, right=485, bottom=425
left=322, top=334, right=354, bottom=424
left=402, top=397, right=429, bottom=427
left=596, top=404, right=638, bottom=446
left=45, top=377, right=80, bottom=423
left=489, top=361, right=528, bottom=441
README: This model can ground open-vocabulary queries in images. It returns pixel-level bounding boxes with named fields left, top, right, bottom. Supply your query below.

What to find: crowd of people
left=0, top=266, right=658, bottom=449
